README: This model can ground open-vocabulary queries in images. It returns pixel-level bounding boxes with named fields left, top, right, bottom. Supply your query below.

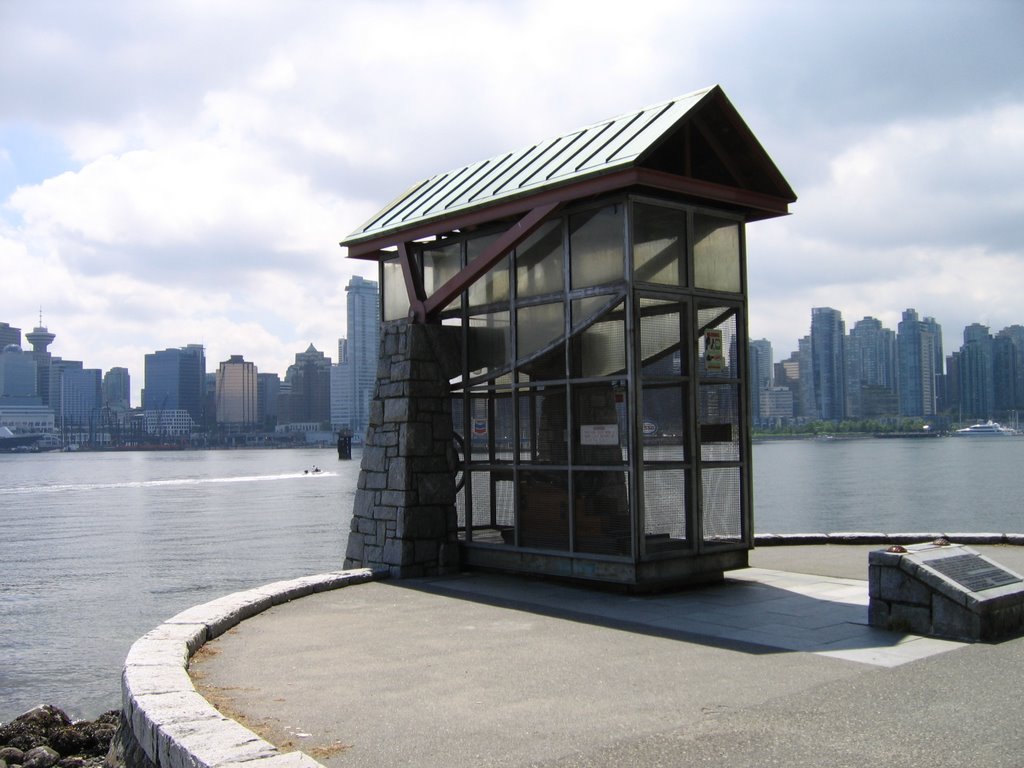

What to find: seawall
left=116, top=569, right=380, bottom=768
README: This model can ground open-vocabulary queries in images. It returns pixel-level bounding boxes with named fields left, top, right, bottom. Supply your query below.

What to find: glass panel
left=572, top=382, right=627, bottom=464
left=516, top=219, right=563, bottom=299
left=516, top=301, right=565, bottom=362
left=570, top=300, right=626, bottom=378
left=634, top=203, right=687, bottom=286
left=644, top=468, right=688, bottom=551
left=423, top=241, right=462, bottom=311
left=382, top=259, right=410, bottom=322
left=467, top=234, right=509, bottom=308
left=702, top=466, right=742, bottom=542
left=694, top=214, right=741, bottom=292
left=574, top=470, right=630, bottom=556
left=468, top=311, right=511, bottom=380
left=699, top=383, right=740, bottom=461
left=697, top=308, right=737, bottom=379
left=518, top=470, right=570, bottom=551
left=570, top=204, right=625, bottom=289
left=641, top=385, right=686, bottom=461
left=640, top=298, right=685, bottom=377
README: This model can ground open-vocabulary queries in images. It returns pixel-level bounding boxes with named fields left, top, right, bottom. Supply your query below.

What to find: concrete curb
left=121, top=568, right=382, bottom=768
left=754, top=532, right=1024, bottom=546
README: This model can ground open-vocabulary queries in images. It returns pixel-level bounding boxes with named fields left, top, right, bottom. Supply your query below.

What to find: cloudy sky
left=2, top=0, right=1022, bottom=403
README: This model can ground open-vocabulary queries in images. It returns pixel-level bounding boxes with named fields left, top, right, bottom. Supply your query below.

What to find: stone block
left=360, top=444, right=387, bottom=472
left=396, top=508, right=446, bottom=539
left=382, top=538, right=414, bottom=566
left=418, top=473, right=456, bottom=504
left=372, top=503, right=398, bottom=521
left=384, top=398, right=410, bottom=423
left=390, top=360, right=413, bottom=381
left=400, top=422, right=434, bottom=455
left=380, top=490, right=415, bottom=508
left=932, top=592, right=980, bottom=641
left=363, top=470, right=387, bottom=490
left=878, top=566, right=932, bottom=606
left=356, top=517, right=377, bottom=535
left=886, top=602, right=932, bottom=635
left=415, top=538, right=439, bottom=563
left=387, top=458, right=411, bottom=490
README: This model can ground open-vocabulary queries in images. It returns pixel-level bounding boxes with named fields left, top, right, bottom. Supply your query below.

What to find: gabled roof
left=343, top=85, right=795, bottom=258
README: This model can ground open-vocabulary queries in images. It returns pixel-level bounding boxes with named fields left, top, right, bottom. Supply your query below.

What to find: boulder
left=23, top=746, right=59, bottom=768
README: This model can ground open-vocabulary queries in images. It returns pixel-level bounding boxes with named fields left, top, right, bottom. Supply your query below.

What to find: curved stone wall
left=120, top=569, right=379, bottom=768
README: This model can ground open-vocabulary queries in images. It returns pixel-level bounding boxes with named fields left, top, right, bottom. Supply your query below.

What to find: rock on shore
left=0, top=706, right=119, bottom=768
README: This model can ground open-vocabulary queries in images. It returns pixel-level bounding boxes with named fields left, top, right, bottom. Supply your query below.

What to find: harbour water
left=2, top=437, right=1023, bottom=723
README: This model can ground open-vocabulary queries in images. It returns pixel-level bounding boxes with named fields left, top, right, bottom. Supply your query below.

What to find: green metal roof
left=342, top=85, right=795, bottom=252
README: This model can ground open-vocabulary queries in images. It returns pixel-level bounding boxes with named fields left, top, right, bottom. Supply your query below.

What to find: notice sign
left=581, top=424, right=619, bottom=446
left=705, top=329, right=724, bottom=370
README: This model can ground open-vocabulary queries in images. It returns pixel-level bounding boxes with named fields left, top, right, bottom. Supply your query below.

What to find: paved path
left=189, top=545, right=1024, bottom=768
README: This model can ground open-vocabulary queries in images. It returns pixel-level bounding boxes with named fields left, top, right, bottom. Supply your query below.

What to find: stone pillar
left=344, top=320, right=462, bottom=578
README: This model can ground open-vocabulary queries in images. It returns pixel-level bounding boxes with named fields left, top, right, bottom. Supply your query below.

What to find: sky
left=2, top=0, right=1022, bottom=404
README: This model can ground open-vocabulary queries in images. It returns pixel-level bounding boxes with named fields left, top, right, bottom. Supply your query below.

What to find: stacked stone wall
left=344, top=320, right=461, bottom=578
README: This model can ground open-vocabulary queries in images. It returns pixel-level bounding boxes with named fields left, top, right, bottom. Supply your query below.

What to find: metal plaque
left=929, top=554, right=1023, bottom=593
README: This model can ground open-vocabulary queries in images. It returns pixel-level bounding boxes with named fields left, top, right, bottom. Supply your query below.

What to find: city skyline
left=1, top=2, right=1021, bottom=392
left=7, top=298, right=1024, bottom=411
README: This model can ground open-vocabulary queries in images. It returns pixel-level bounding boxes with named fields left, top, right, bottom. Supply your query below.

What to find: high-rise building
left=959, top=323, right=993, bottom=420
left=845, top=316, right=896, bottom=418
left=26, top=321, right=56, bottom=408
left=57, top=364, right=102, bottom=437
left=343, top=275, right=380, bottom=440
left=0, top=322, right=21, bottom=348
left=102, top=367, right=131, bottom=411
left=278, top=345, right=331, bottom=427
left=256, top=373, right=280, bottom=428
left=897, top=309, right=942, bottom=418
left=748, top=339, right=772, bottom=426
left=810, top=308, right=846, bottom=420
left=216, top=355, right=258, bottom=426
left=996, top=325, right=1024, bottom=413
left=143, top=345, right=207, bottom=425
left=0, top=345, right=37, bottom=399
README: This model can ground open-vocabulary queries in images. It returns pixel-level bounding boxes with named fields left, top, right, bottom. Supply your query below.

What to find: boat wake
left=0, top=471, right=338, bottom=495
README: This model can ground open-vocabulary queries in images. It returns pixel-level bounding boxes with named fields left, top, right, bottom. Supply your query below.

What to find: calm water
left=3, top=437, right=1023, bottom=723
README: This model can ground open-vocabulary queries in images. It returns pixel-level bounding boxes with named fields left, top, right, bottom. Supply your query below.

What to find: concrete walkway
left=189, top=545, right=1024, bottom=768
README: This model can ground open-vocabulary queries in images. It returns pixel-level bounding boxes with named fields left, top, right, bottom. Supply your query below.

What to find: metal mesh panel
left=493, top=392, right=515, bottom=461
left=574, top=471, right=630, bottom=555
left=522, top=386, right=567, bottom=465
left=694, top=214, right=741, bottom=293
left=699, top=383, right=740, bottom=461
left=641, top=384, right=686, bottom=461
left=633, top=202, right=687, bottom=286
left=467, top=234, right=509, bottom=308
left=640, top=298, right=685, bottom=377
left=516, top=219, right=564, bottom=299
left=518, top=470, right=570, bottom=551
left=570, top=300, right=626, bottom=378
left=469, top=396, right=490, bottom=462
left=701, top=467, right=742, bottom=542
left=468, top=311, right=511, bottom=380
left=572, top=383, right=627, bottom=465
left=570, top=204, right=625, bottom=289
left=643, top=468, right=687, bottom=550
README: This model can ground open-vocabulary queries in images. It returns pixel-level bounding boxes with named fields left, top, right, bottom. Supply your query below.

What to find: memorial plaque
left=929, top=554, right=1023, bottom=592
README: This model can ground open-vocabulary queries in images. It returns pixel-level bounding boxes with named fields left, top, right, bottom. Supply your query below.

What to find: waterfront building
left=142, top=345, right=206, bottom=427
left=0, top=402, right=55, bottom=437
left=215, top=355, right=258, bottom=426
left=57, top=364, right=103, bottom=443
left=330, top=361, right=351, bottom=432
left=277, top=344, right=331, bottom=428
left=896, top=309, right=942, bottom=418
left=760, top=386, right=794, bottom=425
left=810, top=308, right=845, bottom=420
left=959, top=323, right=994, bottom=420
left=142, top=409, right=197, bottom=438
left=256, top=373, right=280, bottom=429
left=0, top=345, right=37, bottom=398
left=748, top=339, right=773, bottom=426
left=845, top=316, right=896, bottom=418
left=26, top=321, right=56, bottom=408
left=0, top=322, right=21, bottom=348
left=775, top=350, right=803, bottom=419
left=344, top=275, right=380, bottom=441
left=995, top=325, right=1024, bottom=414
left=102, top=367, right=131, bottom=411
